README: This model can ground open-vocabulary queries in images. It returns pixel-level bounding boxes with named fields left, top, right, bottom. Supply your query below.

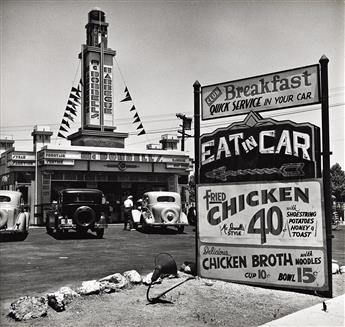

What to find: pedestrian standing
left=123, top=195, right=134, bottom=231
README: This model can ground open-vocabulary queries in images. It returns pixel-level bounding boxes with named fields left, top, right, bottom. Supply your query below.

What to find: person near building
left=123, top=195, right=134, bottom=231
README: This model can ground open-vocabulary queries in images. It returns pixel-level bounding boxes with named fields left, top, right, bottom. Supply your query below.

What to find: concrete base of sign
left=68, top=128, right=128, bottom=148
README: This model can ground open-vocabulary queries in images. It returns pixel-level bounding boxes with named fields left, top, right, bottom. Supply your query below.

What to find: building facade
left=0, top=9, right=191, bottom=224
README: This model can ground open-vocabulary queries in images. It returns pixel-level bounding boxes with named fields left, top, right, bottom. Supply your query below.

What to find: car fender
left=15, top=212, right=27, bottom=232
left=131, top=209, right=141, bottom=223
left=0, top=209, right=8, bottom=228
left=179, top=212, right=189, bottom=224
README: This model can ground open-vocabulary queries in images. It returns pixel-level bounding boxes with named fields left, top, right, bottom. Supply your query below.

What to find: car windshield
left=63, top=192, right=102, bottom=204
left=156, top=196, right=175, bottom=203
left=0, top=195, right=11, bottom=202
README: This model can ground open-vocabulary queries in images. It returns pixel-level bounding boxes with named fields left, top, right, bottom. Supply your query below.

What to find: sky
left=0, top=0, right=344, bottom=168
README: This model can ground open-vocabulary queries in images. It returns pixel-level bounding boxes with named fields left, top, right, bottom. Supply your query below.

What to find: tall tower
left=69, top=8, right=128, bottom=148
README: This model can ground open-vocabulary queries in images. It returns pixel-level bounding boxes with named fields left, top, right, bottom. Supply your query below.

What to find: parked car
left=132, top=191, right=189, bottom=233
left=46, top=188, right=108, bottom=238
left=0, top=190, right=30, bottom=240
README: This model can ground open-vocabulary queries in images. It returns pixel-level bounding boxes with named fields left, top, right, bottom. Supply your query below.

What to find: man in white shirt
left=123, top=195, right=134, bottom=231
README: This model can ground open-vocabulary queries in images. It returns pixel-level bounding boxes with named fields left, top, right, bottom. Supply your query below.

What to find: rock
left=8, top=296, right=48, bottom=321
left=123, top=270, right=142, bottom=284
left=142, top=272, right=162, bottom=285
left=180, top=261, right=196, bottom=275
left=340, top=266, right=345, bottom=274
left=332, top=262, right=340, bottom=274
left=99, top=281, right=121, bottom=293
left=99, top=273, right=129, bottom=289
left=47, top=287, right=79, bottom=312
left=77, top=280, right=102, bottom=295
left=47, top=292, right=65, bottom=312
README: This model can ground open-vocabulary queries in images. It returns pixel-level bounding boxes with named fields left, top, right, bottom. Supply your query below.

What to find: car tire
left=161, top=208, right=179, bottom=224
left=0, top=209, right=8, bottom=228
left=96, top=229, right=104, bottom=239
left=74, top=206, right=96, bottom=227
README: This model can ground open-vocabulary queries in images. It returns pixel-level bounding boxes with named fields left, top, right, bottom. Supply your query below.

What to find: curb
left=259, top=294, right=345, bottom=326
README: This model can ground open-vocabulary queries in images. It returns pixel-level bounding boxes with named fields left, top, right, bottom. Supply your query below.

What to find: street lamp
left=176, top=113, right=192, bottom=151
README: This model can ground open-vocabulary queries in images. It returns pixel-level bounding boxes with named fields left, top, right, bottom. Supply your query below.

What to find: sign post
left=194, top=80, right=201, bottom=277
left=319, top=55, right=332, bottom=298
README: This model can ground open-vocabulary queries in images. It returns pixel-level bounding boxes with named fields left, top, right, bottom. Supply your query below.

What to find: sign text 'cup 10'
left=197, top=62, right=330, bottom=293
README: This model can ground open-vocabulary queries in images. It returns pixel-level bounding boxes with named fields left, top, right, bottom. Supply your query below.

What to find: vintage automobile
left=46, top=188, right=108, bottom=238
left=0, top=190, right=30, bottom=240
left=132, top=191, right=189, bottom=233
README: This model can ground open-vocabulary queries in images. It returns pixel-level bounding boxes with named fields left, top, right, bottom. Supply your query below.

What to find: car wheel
left=96, top=229, right=104, bottom=238
left=46, top=217, right=53, bottom=235
left=177, top=226, right=184, bottom=234
left=18, top=231, right=28, bottom=241
left=161, top=208, right=179, bottom=224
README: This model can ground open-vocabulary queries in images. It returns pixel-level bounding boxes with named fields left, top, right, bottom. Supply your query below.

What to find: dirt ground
left=1, top=272, right=344, bottom=327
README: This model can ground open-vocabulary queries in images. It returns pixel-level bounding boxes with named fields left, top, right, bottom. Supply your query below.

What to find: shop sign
left=7, top=161, right=35, bottom=167
left=200, top=112, right=320, bottom=183
left=197, top=180, right=327, bottom=290
left=44, top=151, right=81, bottom=160
left=43, top=159, right=74, bottom=165
left=197, top=180, right=325, bottom=247
left=103, top=65, right=113, bottom=126
left=10, top=153, right=35, bottom=161
left=199, top=245, right=327, bottom=290
left=201, top=64, right=320, bottom=120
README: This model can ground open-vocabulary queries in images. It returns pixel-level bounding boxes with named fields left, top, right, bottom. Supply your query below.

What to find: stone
left=332, top=262, right=340, bottom=274
left=340, top=266, right=345, bottom=274
left=123, top=270, right=142, bottom=284
left=47, top=287, right=79, bottom=312
left=47, top=292, right=65, bottom=312
left=142, top=272, right=163, bottom=285
left=99, top=281, right=120, bottom=293
left=8, top=296, right=48, bottom=321
left=77, top=280, right=102, bottom=295
left=99, top=273, right=129, bottom=289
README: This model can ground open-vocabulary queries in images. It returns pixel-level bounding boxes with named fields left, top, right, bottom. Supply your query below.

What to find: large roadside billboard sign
left=200, top=112, right=321, bottom=183
left=197, top=180, right=328, bottom=290
left=195, top=59, right=331, bottom=295
left=201, top=65, right=320, bottom=120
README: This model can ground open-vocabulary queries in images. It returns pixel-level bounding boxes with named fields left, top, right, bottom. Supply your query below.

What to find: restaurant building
left=0, top=9, right=191, bottom=224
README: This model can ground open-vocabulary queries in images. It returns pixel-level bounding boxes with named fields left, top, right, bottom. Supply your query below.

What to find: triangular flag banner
left=71, top=87, right=81, bottom=98
left=138, top=129, right=146, bottom=136
left=136, top=123, right=144, bottom=130
left=57, top=132, right=67, bottom=139
left=79, top=78, right=83, bottom=87
left=66, top=106, right=77, bottom=116
left=59, top=125, right=68, bottom=133
left=133, top=112, right=139, bottom=119
left=121, top=87, right=132, bottom=102
left=130, top=105, right=136, bottom=111
left=64, top=112, right=74, bottom=121
left=133, top=116, right=141, bottom=124
left=61, top=119, right=70, bottom=129
left=69, top=93, right=81, bottom=104
left=67, top=100, right=78, bottom=109
left=121, top=94, right=132, bottom=102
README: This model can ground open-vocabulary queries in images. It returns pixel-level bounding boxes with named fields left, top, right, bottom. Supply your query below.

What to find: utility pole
left=176, top=113, right=192, bottom=151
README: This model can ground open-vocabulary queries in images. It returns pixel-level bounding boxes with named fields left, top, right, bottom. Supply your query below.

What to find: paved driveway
left=0, top=225, right=196, bottom=303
